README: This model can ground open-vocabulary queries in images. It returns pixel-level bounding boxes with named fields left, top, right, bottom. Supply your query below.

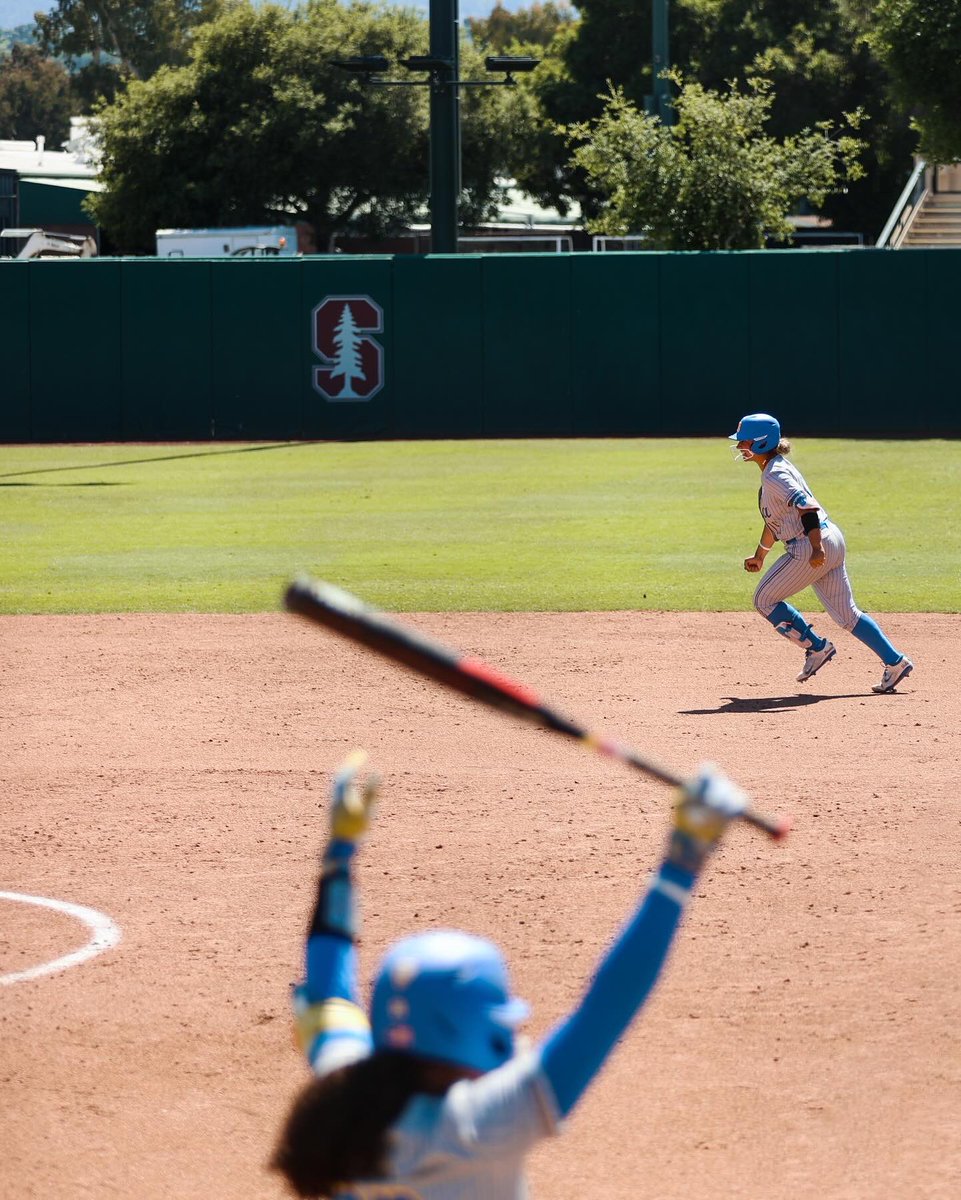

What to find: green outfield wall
left=2, top=248, right=959, bottom=441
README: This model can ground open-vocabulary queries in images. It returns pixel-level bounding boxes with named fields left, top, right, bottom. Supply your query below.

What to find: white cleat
left=797, top=641, right=836, bottom=683
left=872, top=656, right=914, bottom=694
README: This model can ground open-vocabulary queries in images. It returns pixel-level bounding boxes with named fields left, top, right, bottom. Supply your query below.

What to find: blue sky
left=0, top=0, right=543, bottom=29
left=0, top=1, right=48, bottom=26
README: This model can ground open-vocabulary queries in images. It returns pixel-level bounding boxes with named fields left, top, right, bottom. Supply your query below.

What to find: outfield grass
left=0, top=439, right=957, bottom=614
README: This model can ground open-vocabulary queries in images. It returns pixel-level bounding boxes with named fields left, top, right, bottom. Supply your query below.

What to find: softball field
left=2, top=607, right=959, bottom=1198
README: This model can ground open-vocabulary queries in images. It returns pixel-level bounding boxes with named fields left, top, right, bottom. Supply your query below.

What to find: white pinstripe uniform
left=297, top=859, right=693, bottom=1200
left=753, top=455, right=862, bottom=631
left=318, top=1047, right=560, bottom=1200
left=292, top=755, right=711, bottom=1200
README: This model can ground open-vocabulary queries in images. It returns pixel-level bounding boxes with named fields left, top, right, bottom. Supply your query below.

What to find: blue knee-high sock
left=851, top=614, right=901, bottom=666
left=765, top=601, right=826, bottom=652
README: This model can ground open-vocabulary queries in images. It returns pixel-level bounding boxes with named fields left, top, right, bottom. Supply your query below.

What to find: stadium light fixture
left=484, top=55, right=540, bottom=82
left=332, top=3, right=541, bottom=253
left=330, top=55, right=390, bottom=77
left=401, top=55, right=454, bottom=73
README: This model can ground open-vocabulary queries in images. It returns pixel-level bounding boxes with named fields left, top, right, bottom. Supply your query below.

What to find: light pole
left=332, top=1, right=537, bottom=254
left=427, top=0, right=460, bottom=253
left=652, top=0, right=673, bottom=125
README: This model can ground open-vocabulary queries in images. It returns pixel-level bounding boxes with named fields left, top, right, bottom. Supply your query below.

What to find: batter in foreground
left=271, top=751, right=761, bottom=1199
left=730, top=412, right=913, bottom=693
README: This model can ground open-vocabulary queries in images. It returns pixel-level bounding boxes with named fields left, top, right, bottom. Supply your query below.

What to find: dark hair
left=270, top=1052, right=425, bottom=1198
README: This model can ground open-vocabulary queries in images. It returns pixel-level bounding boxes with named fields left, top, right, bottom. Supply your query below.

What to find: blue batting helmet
left=370, top=930, right=529, bottom=1074
left=728, top=413, right=781, bottom=455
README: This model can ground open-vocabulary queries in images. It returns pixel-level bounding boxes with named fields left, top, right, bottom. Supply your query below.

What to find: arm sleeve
left=292, top=840, right=373, bottom=1074
left=539, top=859, right=694, bottom=1117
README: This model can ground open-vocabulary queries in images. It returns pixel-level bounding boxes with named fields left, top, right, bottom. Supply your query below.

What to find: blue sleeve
left=301, top=837, right=360, bottom=1002
left=292, top=839, right=373, bottom=1069
left=539, top=860, right=694, bottom=1117
left=304, top=931, right=359, bottom=1004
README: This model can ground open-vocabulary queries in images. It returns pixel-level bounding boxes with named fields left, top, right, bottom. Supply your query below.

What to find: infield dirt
left=2, top=612, right=959, bottom=1199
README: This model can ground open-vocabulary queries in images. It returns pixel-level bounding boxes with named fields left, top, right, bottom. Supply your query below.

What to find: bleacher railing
left=876, top=160, right=928, bottom=248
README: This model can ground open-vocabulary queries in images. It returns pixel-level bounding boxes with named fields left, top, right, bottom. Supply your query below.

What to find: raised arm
left=539, top=767, right=748, bottom=1118
left=292, top=751, right=378, bottom=1075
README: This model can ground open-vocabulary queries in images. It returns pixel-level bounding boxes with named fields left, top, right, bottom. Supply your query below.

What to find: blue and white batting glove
left=667, top=764, right=748, bottom=873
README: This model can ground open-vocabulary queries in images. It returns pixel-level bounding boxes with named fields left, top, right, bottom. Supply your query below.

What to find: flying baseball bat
left=283, top=577, right=789, bottom=840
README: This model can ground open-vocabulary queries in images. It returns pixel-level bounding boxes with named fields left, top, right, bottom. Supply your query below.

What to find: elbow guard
left=800, top=510, right=820, bottom=534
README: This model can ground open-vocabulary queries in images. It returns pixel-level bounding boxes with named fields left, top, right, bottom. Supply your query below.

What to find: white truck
left=155, top=225, right=299, bottom=257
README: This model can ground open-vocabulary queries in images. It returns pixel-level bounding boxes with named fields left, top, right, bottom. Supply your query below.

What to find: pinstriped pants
left=753, top=523, right=862, bottom=632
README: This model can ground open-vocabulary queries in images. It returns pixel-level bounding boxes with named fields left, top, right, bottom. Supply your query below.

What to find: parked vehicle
left=0, top=227, right=98, bottom=259
left=155, top=225, right=299, bottom=257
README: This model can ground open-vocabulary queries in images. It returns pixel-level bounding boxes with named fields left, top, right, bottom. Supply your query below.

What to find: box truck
left=155, top=225, right=299, bottom=257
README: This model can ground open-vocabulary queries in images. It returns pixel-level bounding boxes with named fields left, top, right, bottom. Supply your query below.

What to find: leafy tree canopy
left=517, top=0, right=914, bottom=239
left=467, top=2, right=574, bottom=51
left=0, top=24, right=40, bottom=53
left=568, top=74, right=865, bottom=249
left=0, top=42, right=73, bottom=146
left=869, top=0, right=961, bottom=162
left=88, top=0, right=537, bottom=252
left=459, top=34, right=545, bottom=228
left=675, top=0, right=915, bottom=235
left=36, top=0, right=224, bottom=103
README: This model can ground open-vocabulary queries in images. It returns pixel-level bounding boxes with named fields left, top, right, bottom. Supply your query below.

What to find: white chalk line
left=0, top=891, right=122, bottom=986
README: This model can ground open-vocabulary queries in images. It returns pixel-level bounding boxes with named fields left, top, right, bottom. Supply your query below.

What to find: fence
left=2, top=247, right=959, bottom=441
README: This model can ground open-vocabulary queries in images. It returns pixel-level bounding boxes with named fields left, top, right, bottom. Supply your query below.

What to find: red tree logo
left=311, top=295, right=384, bottom=401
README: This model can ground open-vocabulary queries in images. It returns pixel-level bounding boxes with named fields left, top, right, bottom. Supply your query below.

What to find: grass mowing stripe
left=0, top=439, right=957, bottom=614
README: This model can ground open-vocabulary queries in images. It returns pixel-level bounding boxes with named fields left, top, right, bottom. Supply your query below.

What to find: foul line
left=0, top=892, right=122, bottom=986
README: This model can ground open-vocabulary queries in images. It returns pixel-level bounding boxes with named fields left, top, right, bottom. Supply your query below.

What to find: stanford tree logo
left=311, top=295, right=384, bottom=401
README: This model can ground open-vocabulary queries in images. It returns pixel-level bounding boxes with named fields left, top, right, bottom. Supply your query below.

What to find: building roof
left=495, top=181, right=581, bottom=228
left=0, top=119, right=100, bottom=182
left=0, top=145, right=97, bottom=181
left=19, top=175, right=103, bottom=193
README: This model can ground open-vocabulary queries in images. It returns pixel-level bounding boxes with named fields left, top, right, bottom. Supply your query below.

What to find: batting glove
left=667, top=764, right=748, bottom=873
left=329, top=749, right=379, bottom=845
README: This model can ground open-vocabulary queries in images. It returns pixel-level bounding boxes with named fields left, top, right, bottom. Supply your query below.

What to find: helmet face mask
left=728, top=413, right=780, bottom=458
left=371, top=930, right=529, bottom=1075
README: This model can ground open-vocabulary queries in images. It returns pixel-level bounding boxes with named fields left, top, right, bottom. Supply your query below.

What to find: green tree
left=0, top=42, right=73, bottom=146
left=467, top=2, right=574, bottom=51
left=36, top=0, right=223, bottom=104
left=498, top=23, right=592, bottom=221
left=676, top=0, right=914, bottom=240
left=518, top=0, right=913, bottom=240
left=88, top=1, right=426, bottom=251
left=569, top=75, right=864, bottom=249
left=0, top=25, right=40, bottom=54
left=458, top=33, right=546, bottom=227
left=87, top=0, right=535, bottom=252
left=869, top=0, right=961, bottom=162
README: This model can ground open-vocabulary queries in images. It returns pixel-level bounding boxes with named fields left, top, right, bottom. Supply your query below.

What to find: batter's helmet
left=370, top=930, right=529, bottom=1074
left=729, top=413, right=781, bottom=455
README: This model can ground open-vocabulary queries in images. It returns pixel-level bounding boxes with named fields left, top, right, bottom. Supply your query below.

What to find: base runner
left=730, top=412, right=914, bottom=694
left=271, top=751, right=764, bottom=1200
